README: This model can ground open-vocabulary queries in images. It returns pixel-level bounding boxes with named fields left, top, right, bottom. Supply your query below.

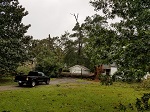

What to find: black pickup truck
left=14, top=71, right=50, bottom=87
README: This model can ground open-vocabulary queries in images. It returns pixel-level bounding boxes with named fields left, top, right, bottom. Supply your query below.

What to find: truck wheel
left=45, top=79, right=50, bottom=85
left=18, top=83, right=24, bottom=86
left=30, top=81, right=36, bottom=87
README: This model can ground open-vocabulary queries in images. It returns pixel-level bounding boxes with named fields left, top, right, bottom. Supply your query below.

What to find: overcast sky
left=18, top=0, right=98, bottom=39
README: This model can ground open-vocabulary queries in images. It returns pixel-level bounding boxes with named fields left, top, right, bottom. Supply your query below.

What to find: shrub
left=16, top=65, right=32, bottom=75
left=140, top=78, right=150, bottom=89
left=99, top=74, right=113, bottom=85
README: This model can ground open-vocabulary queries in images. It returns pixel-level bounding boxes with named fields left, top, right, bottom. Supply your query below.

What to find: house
left=110, top=63, right=117, bottom=75
left=69, top=65, right=90, bottom=75
left=101, top=63, right=117, bottom=76
left=94, top=64, right=117, bottom=80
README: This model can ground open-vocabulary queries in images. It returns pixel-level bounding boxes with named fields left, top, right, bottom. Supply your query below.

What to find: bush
left=140, top=78, right=150, bottom=89
left=16, top=65, right=32, bottom=75
left=99, top=74, right=113, bottom=85
left=35, top=64, right=61, bottom=78
left=62, top=69, right=70, bottom=72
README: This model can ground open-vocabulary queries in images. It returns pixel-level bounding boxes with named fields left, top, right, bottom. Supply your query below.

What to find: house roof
left=103, top=63, right=117, bottom=69
left=69, top=65, right=90, bottom=71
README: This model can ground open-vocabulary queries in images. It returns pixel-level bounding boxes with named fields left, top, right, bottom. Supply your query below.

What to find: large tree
left=30, top=35, right=65, bottom=76
left=89, top=0, right=150, bottom=77
left=70, top=14, right=85, bottom=65
left=82, top=14, right=116, bottom=70
left=60, top=32, right=77, bottom=67
left=0, top=0, right=31, bottom=74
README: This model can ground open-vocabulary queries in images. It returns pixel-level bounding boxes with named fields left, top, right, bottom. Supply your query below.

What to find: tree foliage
left=60, top=32, right=78, bottom=67
left=82, top=14, right=114, bottom=64
left=70, top=14, right=85, bottom=65
left=89, top=0, right=150, bottom=76
left=30, top=35, right=65, bottom=77
left=0, top=0, right=31, bottom=74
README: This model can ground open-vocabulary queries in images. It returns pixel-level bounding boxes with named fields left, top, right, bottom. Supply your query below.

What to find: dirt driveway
left=0, top=78, right=91, bottom=92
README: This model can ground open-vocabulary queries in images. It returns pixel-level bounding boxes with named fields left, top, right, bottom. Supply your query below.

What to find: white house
left=69, top=65, right=90, bottom=75
left=110, top=63, right=117, bottom=75
left=103, top=63, right=117, bottom=76
left=111, top=66, right=117, bottom=75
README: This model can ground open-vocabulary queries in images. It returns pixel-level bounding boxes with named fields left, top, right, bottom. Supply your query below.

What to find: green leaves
left=82, top=14, right=115, bottom=65
left=89, top=0, right=150, bottom=78
left=0, top=0, right=31, bottom=74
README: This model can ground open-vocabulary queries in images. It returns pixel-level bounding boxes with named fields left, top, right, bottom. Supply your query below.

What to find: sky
left=18, top=0, right=98, bottom=40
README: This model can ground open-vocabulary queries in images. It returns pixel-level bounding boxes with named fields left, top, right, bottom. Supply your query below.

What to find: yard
left=0, top=78, right=150, bottom=112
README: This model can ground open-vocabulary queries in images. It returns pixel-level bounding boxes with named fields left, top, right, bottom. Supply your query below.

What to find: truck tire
left=45, top=79, right=50, bottom=85
left=30, top=81, right=36, bottom=87
left=18, top=83, right=24, bottom=86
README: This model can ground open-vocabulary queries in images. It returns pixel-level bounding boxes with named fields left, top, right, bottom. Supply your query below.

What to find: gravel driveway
left=0, top=78, right=90, bottom=92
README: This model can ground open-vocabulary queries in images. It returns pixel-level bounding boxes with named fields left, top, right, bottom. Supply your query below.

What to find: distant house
left=102, top=63, right=117, bottom=76
left=110, top=63, right=118, bottom=75
left=94, top=64, right=118, bottom=80
left=69, top=65, right=90, bottom=75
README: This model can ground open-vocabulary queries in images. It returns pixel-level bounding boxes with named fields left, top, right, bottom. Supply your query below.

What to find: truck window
left=28, top=72, right=38, bottom=76
left=38, top=72, right=45, bottom=76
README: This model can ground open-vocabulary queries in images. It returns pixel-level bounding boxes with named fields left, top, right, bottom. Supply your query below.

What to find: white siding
left=110, top=67, right=117, bottom=75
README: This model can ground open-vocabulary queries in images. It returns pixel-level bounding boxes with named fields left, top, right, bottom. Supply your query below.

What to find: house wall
left=101, top=66, right=117, bottom=76
left=110, top=67, right=117, bottom=75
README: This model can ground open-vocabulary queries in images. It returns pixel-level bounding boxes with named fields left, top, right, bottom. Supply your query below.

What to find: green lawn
left=0, top=77, right=15, bottom=86
left=0, top=80, right=149, bottom=112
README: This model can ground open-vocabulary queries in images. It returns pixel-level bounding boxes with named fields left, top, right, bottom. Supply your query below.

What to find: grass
left=0, top=77, right=16, bottom=86
left=0, top=80, right=150, bottom=112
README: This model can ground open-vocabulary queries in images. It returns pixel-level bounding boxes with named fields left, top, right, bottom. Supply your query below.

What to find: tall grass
left=0, top=81, right=149, bottom=112
left=0, top=77, right=15, bottom=86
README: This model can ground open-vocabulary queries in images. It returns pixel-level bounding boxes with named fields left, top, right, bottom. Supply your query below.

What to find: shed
left=69, top=65, right=90, bottom=75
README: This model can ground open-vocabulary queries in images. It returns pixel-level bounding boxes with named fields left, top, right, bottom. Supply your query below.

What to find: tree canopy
left=1, top=0, right=149, bottom=80
left=0, top=0, right=32, bottom=74
left=89, top=0, right=150, bottom=77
